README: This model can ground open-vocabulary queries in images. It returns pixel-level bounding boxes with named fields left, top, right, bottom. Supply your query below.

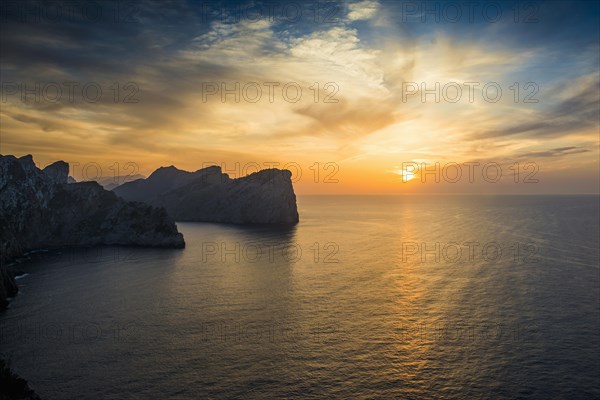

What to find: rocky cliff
left=113, top=165, right=299, bottom=224
left=0, top=154, right=185, bottom=310
left=1, top=359, right=41, bottom=400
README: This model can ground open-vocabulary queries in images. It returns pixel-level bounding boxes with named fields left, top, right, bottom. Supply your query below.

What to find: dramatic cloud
left=0, top=0, right=598, bottom=193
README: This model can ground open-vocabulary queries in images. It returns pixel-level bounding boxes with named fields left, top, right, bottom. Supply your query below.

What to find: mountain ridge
left=113, top=165, right=299, bottom=224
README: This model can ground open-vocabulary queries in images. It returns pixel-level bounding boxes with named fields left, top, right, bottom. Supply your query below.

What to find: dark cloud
left=518, top=147, right=591, bottom=159
left=378, top=0, right=600, bottom=52
left=0, top=0, right=208, bottom=80
left=474, top=78, right=600, bottom=140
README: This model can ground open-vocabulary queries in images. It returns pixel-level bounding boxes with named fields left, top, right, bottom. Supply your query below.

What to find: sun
left=394, top=168, right=416, bottom=182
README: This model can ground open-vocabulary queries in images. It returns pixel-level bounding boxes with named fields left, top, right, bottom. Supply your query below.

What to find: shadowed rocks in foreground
left=113, top=165, right=299, bottom=224
left=0, top=154, right=185, bottom=310
left=0, top=359, right=41, bottom=400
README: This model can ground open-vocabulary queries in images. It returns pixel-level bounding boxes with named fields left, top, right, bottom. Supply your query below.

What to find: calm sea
left=1, top=195, right=599, bottom=399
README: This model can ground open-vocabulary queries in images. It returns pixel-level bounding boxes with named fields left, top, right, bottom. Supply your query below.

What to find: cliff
left=0, top=154, right=185, bottom=310
left=113, top=165, right=299, bottom=224
left=0, top=359, right=41, bottom=400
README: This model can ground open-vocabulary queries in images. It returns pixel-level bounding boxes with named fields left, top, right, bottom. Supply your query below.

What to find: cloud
left=518, top=147, right=591, bottom=158
left=347, top=0, right=380, bottom=21
left=0, top=0, right=598, bottom=193
left=474, top=74, right=600, bottom=140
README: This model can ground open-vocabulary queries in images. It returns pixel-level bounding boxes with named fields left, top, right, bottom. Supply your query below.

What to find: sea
left=1, top=195, right=599, bottom=399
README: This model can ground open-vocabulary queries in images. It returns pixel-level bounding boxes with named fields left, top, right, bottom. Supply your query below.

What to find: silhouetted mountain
left=0, top=154, right=185, bottom=310
left=94, top=174, right=146, bottom=190
left=113, top=165, right=299, bottom=224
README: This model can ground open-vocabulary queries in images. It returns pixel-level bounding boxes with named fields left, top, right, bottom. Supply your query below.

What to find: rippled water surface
left=2, top=195, right=599, bottom=399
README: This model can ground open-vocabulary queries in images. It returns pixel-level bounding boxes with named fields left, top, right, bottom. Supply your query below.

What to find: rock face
left=0, top=359, right=41, bottom=400
left=113, top=165, right=299, bottom=224
left=0, top=154, right=185, bottom=310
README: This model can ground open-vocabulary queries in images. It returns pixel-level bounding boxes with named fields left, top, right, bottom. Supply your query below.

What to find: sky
left=0, top=0, right=598, bottom=194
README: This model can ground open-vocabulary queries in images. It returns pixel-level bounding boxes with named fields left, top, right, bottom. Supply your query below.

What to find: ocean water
left=1, top=195, right=599, bottom=399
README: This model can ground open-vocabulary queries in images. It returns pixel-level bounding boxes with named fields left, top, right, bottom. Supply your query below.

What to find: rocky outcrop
left=42, top=161, right=69, bottom=186
left=0, top=359, right=41, bottom=400
left=113, top=165, right=299, bottom=224
left=0, top=264, right=17, bottom=311
left=0, top=154, right=185, bottom=310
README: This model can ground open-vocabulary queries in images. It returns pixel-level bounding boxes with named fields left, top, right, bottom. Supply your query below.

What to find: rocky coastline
left=0, top=154, right=185, bottom=311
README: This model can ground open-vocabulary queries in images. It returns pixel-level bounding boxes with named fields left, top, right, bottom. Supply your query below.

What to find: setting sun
left=395, top=168, right=417, bottom=182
